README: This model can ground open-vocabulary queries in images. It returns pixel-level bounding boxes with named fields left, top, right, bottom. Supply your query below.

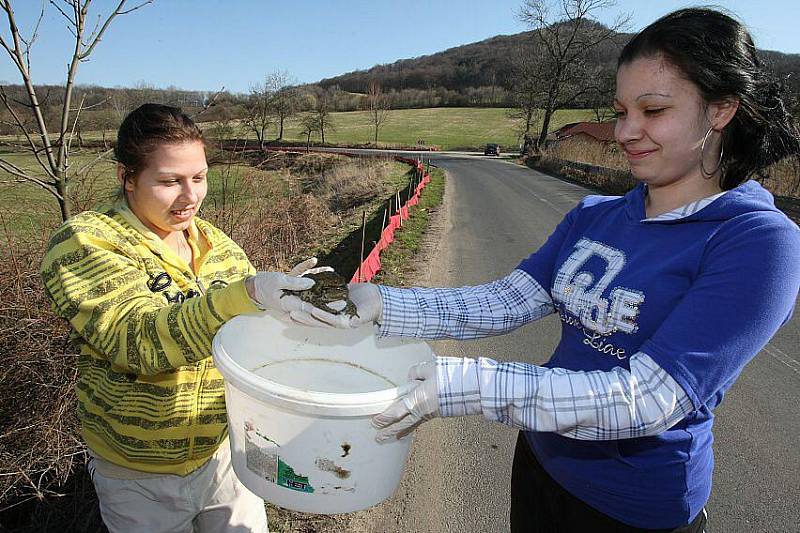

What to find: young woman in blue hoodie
left=312, top=8, right=800, bottom=532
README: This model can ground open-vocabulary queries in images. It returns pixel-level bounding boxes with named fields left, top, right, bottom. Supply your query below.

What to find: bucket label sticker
left=243, top=420, right=314, bottom=493
left=277, top=458, right=314, bottom=493
left=245, top=435, right=278, bottom=482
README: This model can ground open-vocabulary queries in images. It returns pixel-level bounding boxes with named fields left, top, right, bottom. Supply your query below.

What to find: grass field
left=0, top=154, right=263, bottom=240
left=214, top=107, right=596, bottom=151
left=0, top=107, right=596, bottom=151
left=0, top=151, right=117, bottom=239
left=0, top=151, right=413, bottom=246
left=0, top=105, right=594, bottom=236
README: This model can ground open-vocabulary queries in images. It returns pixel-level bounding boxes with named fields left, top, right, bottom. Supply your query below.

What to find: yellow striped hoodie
left=41, top=202, right=258, bottom=475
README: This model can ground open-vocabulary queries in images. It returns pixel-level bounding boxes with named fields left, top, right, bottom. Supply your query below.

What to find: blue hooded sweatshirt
left=516, top=180, right=800, bottom=528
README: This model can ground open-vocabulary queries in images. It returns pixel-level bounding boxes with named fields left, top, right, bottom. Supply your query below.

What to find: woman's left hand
left=372, top=361, right=440, bottom=442
left=310, top=282, right=383, bottom=328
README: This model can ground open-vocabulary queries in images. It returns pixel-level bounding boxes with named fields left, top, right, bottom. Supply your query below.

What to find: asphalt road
left=345, top=152, right=800, bottom=533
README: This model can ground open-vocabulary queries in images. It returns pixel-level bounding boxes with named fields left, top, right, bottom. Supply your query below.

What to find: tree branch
left=0, top=154, right=28, bottom=175
left=1, top=5, right=59, bottom=172
left=0, top=86, right=56, bottom=180
left=117, top=0, right=153, bottom=15
left=65, top=92, right=86, bottom=156
left=79, top=0, right=154, bottom=60
left=190, top=86, right=224, bottom=120
left=0, top=158, right=59, bottom=197
left=55, top=0, right=87, bottom=175
left=48, top=0, right=75, bottom=28
left=0, top=33, right=22, bottom=70
left=18, top=2, right=45, bottom=74
left=84, top=11, right=103, bottom=47
left=76, top=147, right=114, bottom=176
left=1, top=2, right=27, bottom=74
left=70, top=95, right=109, bottom=112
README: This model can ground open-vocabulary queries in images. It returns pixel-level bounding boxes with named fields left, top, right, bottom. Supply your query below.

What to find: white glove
left=287, top=257, right=333, bottom=278
left=310, top=282, right=383, bottom=328
left=248, top=258, right=332, bottom=323
left=372, top=361, right=440, bottom=443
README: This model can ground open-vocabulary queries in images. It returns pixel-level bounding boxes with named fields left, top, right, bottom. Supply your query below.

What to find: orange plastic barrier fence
left=352, top=158, right=432, bottom=283
left=264, top=148, right=433, bottom=283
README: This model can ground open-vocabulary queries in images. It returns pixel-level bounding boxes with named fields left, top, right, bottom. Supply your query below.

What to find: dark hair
left=618, top=8, right=800, bottom=190
left=115, top=103, right=204, bottom=180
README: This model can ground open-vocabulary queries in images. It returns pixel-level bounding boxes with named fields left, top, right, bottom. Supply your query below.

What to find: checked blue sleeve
left=377, top=269, right=555, bottom=339
left=435, top=354, right=694, bottom=440
left=376, top=268, right=693, bottom=440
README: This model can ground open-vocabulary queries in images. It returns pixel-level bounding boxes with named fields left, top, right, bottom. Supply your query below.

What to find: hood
left=624, top=180, right=784, bottom=224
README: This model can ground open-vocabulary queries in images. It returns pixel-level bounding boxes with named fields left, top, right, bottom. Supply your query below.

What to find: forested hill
left=318, top=31, right=542, bottom=92
left=316, top=25, right=800, bottom=101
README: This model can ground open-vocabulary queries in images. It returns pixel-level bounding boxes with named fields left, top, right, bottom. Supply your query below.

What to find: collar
left=642, top=189, right=728, bottom=222
left=115, top=200, right=167, bottom=246
left=114, top=200, right=210, bottom=270
left=625, top=183, right=728, bottom=223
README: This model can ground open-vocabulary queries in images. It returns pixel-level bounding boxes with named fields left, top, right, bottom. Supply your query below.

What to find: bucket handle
left=393, top=379, right=421, bottom=399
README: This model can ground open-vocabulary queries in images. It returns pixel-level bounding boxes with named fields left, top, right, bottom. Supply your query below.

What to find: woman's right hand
left=246, top=258, right=331, bottom=320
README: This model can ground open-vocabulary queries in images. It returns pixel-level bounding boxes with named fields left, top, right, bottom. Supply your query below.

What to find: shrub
left=0, top=222, right=104, bottom=531
left=310, top=160, right=390, bottom=213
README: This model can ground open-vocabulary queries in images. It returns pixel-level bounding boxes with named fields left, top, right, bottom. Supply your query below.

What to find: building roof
left=549, top=121, right=616, bottom=142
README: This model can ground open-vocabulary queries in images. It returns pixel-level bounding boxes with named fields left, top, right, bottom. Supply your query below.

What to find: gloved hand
left=287, top=257, right=333, bottom=278
left=310, top=282, right=383, bottom=328
left=246, top=258, right=333, bottom=323
left=372, top=361, right=440, bottom=443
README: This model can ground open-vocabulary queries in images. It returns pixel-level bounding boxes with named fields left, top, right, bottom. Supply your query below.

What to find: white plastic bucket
left=212, top=312, right=433, bottom=514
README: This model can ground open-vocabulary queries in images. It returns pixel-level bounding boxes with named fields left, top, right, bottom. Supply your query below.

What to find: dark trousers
left=510, top=433, right=707, bottom=533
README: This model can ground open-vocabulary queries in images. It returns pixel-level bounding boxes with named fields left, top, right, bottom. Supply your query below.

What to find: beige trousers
left=88, top=440, right=268, bottom=533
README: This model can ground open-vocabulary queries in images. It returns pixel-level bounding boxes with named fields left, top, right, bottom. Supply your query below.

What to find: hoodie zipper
left=196, top=277, right=206, bottom=295
left=189, top=276, right=206, bottom=461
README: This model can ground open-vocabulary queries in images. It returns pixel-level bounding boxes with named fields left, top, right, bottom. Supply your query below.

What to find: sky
left=0, top=0, right=797, bottom=94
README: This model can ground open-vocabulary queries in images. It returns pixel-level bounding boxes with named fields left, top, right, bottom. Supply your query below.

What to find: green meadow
left=223, top=107, right=596, bottom=151
left=0, top=106, right=597, bottom=236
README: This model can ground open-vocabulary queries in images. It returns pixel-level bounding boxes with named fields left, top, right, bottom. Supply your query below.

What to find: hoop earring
left=700, top=127, right=723, bottom=178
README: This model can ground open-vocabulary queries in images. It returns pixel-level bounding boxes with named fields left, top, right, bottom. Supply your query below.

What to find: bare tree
left=206, top=105, right=240, bottom=148
left=590, top=72, right=616, bottom=122
left=365, top=80, right=390, bottom=144
left=0, top=0, right=153, bottom=221
left=110, top=90, right=131, bottom=122
left=243, top=78, right=272, bottom=150
left=265, top=71, right=299, bottom=141
left=299, top=113, right=320, bottom=152
left=313, top=90, right=334, bottom=145
left=517, top=0, right=628, bottom=149
left=508, top=43, right=544, bottom=144
left=130, top=80, right=160, bottom=107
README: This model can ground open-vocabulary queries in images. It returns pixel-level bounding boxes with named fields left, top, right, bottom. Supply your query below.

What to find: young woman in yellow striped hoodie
left=41, top=104, right=321, bottom=532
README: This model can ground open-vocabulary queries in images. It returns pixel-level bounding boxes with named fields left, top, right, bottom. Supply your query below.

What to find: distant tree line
left=0, top=81, right=518, bottom=139
left=2, top=20, right=794, bottom=144
left=0, top=82, right=217, bottom=137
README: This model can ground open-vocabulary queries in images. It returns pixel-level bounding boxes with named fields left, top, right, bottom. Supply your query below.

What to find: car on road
left=484, top=143, right=500, bottom=156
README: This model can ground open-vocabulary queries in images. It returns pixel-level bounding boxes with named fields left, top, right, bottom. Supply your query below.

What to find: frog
left=281, top=270, right=359, bottom=317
